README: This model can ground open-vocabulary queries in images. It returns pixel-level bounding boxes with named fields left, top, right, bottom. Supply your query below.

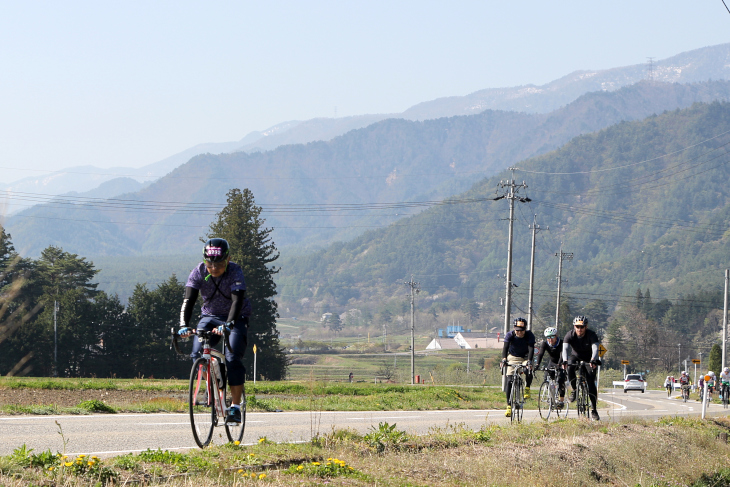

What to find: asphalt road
left=1, top=390, right=726, bottom=458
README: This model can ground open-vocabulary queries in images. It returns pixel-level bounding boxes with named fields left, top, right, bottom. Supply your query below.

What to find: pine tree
left=709, top=343, right=722, bottom=375
left=206, top=188, right=288, bottom=380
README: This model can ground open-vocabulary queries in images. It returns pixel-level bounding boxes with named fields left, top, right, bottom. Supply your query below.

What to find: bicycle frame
left=193, top=344, right=227, bottom=420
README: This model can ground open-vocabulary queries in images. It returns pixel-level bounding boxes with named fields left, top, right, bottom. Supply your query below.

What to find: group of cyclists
left=501, top=315, right=602, bottom=421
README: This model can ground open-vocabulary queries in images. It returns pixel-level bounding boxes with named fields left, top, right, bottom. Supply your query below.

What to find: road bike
left=172, top=323, right=246, bottom=448
left=666, top=384, right=673, bottom=398
left=571, top=361, right=593, bottom=420
left=538, top=366, right=569, bottom=420
left=502, top=362, right=529, bottom=423
left=681, top=384, right=691, bottom=403
left=721, top=382, right=730, bottom=409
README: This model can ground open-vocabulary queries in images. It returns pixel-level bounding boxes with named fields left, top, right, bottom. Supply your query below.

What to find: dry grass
left=3, top=416, right=730, bottom=486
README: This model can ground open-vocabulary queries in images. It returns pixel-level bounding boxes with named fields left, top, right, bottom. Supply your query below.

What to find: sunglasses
left=204, top=260, right=227, bottom=269
left=574, top=325, right=585, bottom=329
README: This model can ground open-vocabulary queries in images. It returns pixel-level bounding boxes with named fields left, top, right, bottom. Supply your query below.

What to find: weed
left=77, top=399, right=116, bottom=413
left=363, top=422, right=409, bottom=452
left=284, top=457, right=368, bottom=480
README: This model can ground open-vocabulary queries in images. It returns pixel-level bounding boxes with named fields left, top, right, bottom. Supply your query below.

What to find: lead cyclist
left=177, top=238, right=251, bottom=425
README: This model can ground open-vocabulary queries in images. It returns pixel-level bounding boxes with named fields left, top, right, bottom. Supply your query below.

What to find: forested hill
left=275, top=101, right=730, bottom=321
left=8, top=80, right=730, bottom=257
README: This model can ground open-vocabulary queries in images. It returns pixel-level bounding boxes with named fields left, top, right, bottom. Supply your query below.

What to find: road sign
left=621, top=360, right=630, bottom=365
left=598, top=344, right=607, bottom=357
left=692, top=359, right=701, bottom=364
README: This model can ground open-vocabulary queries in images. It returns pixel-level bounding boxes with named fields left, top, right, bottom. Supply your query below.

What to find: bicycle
left=172, top=323, right=246, bottom=448
left=571, top=361, right=593, bottom=419
left=502, top=362, right=529, bottom=423
left=666, top=384, right=672, bottom=398
left=538, top=366, right=569, bottom=420
left=721, top=382, right=730, bottom=409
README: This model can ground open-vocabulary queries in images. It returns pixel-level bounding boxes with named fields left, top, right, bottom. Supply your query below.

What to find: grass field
left=3, top=416, right=730, bottom=486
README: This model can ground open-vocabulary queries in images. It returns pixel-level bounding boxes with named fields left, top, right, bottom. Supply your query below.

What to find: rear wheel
left=225, top=382, right=247, bottom=443
left=538, top=381, right=551, bottom=420
left=189, top=358, right=216, bottom=448
left=723, top=386, right=729, bottom=409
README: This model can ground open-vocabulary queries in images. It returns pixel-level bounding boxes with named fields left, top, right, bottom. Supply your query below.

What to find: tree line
left=0, top=188, right=288, bottom=380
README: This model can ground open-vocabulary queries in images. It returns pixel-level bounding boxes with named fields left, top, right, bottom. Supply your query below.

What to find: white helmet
left=543, top=327, right=558, bottom=338
left=724, top=367, right=729, bottom=373
left=709, top=371, right=715, bottom=377
left=681, top=371, right=687, bottom=375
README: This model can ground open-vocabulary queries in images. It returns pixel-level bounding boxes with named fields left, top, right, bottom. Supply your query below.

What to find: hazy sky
left=0, top=1, right=729, bottom=184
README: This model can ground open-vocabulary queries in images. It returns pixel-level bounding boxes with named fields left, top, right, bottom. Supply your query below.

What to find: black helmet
left=513, top=317, right=527, bottom=329
left=573, top=315, right=588, bottom=326
left=203, top=238, right=230, bottom=263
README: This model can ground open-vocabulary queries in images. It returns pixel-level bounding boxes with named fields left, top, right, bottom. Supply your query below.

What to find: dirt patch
left=0, top=388, right=186, bottom=410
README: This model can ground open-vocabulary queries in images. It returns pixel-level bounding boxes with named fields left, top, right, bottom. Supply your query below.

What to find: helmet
left=543, top=327, right=558, bottom=338
left=203, top=238, right=230, bottom=263
left=708, top=371, right=714, bottom=377
left=724, top=367, right=729, bottom=373
left=573, top=316, right=588, bottom=326
left=682, top=371, right=687, bottom=375
left=513, top=317, right=527, bottom=329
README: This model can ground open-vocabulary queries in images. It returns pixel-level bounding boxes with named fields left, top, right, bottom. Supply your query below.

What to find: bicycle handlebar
left=170, top=321, right=233, bottom=357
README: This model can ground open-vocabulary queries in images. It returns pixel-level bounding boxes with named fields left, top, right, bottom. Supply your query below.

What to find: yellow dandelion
left=64, top=462, right=72, bottom=467
left=327, top=457, right=333, bottom=461
left=78, top=454, right=86, bottom=458
left=250, top=473, right=256, bottom=478
left=249, top=453, right=255, bottom=457
left=234, top=440, right=240, bottom=445
left=296, top=465, right=304, bottom=471
left=88, top=461, right=94, bottom=466
left=237, top=469, right=244, bottom=473
left=348, top=466, right=354, bottom=470
left=258, top=473, right=266, bottom=479
left=312, top=462, right=320, bottom=466
left=48, top=466, right=55, bottom=471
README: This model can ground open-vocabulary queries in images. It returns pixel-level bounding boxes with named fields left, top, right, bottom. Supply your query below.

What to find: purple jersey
left=185, top=262, right=246, bottom=316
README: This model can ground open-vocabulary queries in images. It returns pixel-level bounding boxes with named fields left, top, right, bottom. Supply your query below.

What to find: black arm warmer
left=527, top=344, right=535, bottom=363
left=535, top=342, right=546, bottom=368
left=180, top=287, right=199, bottom=327
left=226, top=290, right=246, bottom=324
left=502, top=341, right=509, bottom=360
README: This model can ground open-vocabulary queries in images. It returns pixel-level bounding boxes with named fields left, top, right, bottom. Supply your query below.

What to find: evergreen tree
left=206, top=188, right=288, bottom=380
left=635, top=288, right=644, bottom=310
left=709, top=343, right=722, bottom=375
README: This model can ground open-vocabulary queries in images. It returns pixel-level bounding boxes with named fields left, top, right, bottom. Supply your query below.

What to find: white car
left=624, top=374, right=646, bottom=393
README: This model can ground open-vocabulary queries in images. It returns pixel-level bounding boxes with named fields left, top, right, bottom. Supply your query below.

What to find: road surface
left=0, top=390, right=725, bottom=457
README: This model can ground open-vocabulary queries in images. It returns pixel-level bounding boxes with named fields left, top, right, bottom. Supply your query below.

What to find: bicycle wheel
left=576, top=379, right=590, bottom=418
left=723, top=386, right=729, bottom=409
left=189, top=358, right=216, bottom=448
left=510, top=375, right=525, bottom=423
left=225, top=382, right=247, bottom=443
left=538, top=381, right=551, bottom=420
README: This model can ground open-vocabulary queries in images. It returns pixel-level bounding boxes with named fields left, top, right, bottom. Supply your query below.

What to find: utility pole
left=527, top=215, right=546, bottom=331
left=555, top=245, right=573, bottom=329
left=678, top=344, right=682, bottom=376
left=404, top=275, right=420, bottom=385
left=383, top=324, right=387, bottom=351
left=53, top=300, right=58, bottom=378
left=494, top=168, right=530, bottom=337
left=721, top=269, right=730, bottom=370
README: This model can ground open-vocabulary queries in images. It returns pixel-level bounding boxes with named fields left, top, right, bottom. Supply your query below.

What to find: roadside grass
left=2, top=415, right=730, bottom=486
left=0, top=377, right=188, bottom=391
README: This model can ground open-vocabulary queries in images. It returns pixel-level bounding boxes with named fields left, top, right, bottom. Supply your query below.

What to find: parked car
left=624, top=374, right=646, bottom=393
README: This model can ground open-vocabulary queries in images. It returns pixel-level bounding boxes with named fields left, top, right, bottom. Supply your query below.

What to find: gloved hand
left=215, top=322, right=232, bottom=335
left=177, top=327, right=191, bottom=336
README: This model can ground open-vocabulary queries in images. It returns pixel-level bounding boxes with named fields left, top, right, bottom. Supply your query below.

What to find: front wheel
left=225, top=382, right=247, bottom=443
left=576, top=380, right=590, bottom=419
left=510, top=376, right=524, bottom=423
left=189, top=358, right=216, bottom=448
left=538, top=382, right=551, bottom=421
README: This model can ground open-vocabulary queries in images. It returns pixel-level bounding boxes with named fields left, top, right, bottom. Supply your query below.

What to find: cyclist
left=562, top=315, right=601, bottom=421
left=501, top=317, right=536, bottom=417
left=664, top=376, right=673, bottom=397
left=178, top=238, right=251, bottom=424
left=720, top=367, right=730, bottom=402
left=698, top=375, right=705, bottom=401
left=535, top=326, right=566, bottom=408
left=707, top=371, right=717, bottom=401
left=679, top=371, right=692, bottom=399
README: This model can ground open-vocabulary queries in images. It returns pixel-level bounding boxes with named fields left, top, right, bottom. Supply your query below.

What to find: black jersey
left=563, top=328, right=600, bottom=362
left=536, top=338, right=563, bottom=368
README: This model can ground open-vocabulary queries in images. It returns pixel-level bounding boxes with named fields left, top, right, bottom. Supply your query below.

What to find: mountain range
left=4, top=43, right=730, bottom=211
left=7, top=78, right=730, bottom=261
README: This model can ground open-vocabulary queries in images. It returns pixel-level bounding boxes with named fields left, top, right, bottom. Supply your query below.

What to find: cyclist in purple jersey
left=178, top=238, right=251, bottom=424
